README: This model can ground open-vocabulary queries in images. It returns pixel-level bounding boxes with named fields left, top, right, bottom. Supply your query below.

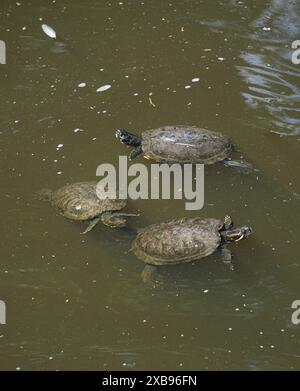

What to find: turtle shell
left=51, top=181, right=126, bottom=221
left=132, top=217, right=223, bottom=266
left=141, top=125, right=232, bottom=164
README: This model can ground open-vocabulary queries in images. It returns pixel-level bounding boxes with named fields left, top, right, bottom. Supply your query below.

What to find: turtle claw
left=224, top=215, right=234, bottom=230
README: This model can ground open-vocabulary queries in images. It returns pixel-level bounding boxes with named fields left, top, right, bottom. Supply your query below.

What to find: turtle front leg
left=141, top=265, right=163, bottom=288
left=129, top=146, right=143, bottom=161
left=101, top=211, right=139, bottom=228
left=220, top=246, right=234, bottom=271
left=81, top=217, right=101, bottom=234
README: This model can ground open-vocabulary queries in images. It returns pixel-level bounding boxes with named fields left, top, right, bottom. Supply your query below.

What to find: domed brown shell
left=51, top=181, right=126, bottom=221
left=132, top=217, right=223, bottom=265
left=141, top=125, right=232, bottom=164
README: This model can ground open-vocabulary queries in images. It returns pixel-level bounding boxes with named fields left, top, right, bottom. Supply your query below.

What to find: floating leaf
left=96, top=84, right=111, bottom=92
left=41, top=24, right=57, bottom=39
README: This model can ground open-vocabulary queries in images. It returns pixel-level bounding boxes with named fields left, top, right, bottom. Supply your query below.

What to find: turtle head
left=115, top=129, right=141, bottom=147
left=221, top=225, right=252, bottom=243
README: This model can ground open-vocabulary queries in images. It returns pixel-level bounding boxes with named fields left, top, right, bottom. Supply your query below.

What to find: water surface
left=0, top=0, right=300, bottom=370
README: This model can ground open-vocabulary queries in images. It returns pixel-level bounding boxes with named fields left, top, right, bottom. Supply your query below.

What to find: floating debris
left=41, top=24, right=57, bottom=39
left=149, top=96, right=156, bottom=107
left=96, top=84, right=111, bottom=92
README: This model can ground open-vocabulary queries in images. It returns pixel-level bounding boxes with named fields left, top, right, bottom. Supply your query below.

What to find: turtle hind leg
left=141, top=265, right=164, bottom=288
left=81, top=217, right=100, bottom=234
left=129, top=146, right=143, bottom=160
left=223, top=158, right=259, bottom=174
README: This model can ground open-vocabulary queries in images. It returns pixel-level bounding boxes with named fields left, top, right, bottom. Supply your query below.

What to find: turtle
left=116, top=125, right=256, bottom=172
left=38, top=181, right=138, bottom=234
left=131, top=216, right=252, bottom=286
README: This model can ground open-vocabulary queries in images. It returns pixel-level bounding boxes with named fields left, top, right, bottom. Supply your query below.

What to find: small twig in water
left=149, top=96, right=156, bottom=107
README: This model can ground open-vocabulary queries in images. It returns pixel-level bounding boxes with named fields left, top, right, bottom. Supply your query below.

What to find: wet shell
left=141, top=125, right=233, bottom=164
left=50, top=181, right=126, bottom=221
left=132, top=218, right=223, bottom=266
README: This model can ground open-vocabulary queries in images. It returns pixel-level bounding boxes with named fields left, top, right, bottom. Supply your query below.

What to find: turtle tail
left=37, top=188, right=53, bottom=202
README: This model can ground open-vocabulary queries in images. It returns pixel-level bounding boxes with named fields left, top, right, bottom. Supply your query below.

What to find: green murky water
left=0, top=0, right=300, bottom=370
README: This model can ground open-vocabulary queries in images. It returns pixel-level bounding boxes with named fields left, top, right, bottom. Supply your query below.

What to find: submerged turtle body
left=39, top=181, right=137, bottom=233
left=116, top=125, right=233, bottom=164
left=132, top=217, right=223, bottom=265
left=49, top=181, right=126, bottom=221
